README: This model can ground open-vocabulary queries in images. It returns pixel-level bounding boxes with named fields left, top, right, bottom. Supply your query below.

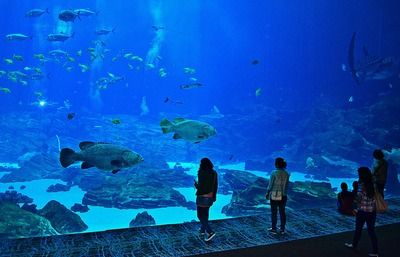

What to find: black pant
left=270, top=196, right=287, bottom=230
left=197, top=206, right=212, bottom=233
left=352, top=210, right=378, bottom=254
left=375, top=183, right=385, bottom=199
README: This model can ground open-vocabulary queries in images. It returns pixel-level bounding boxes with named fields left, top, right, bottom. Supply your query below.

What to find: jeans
left=270, top=196, right=287, bottom=230
left=352, top=210, right=378, bottom=254
left=375, top=183, right=385, bottom=199
left=197, top=206, right=212, bottom=233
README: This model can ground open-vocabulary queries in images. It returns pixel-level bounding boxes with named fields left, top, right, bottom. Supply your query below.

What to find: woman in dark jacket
left=194, top=158, right=218, bottom=242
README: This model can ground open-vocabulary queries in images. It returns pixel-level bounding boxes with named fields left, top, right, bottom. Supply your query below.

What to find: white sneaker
left=344, top=243, right=354, bottom=248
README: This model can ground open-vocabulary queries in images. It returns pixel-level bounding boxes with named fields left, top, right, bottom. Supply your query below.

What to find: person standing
left=345, top=167, right=378, bottom=257
left=371, top=149, right=388, bottom=198
left=337, top=182, right=356, bottom=216
left=194, top=158, right=218, bottom=242
left=266, top=157, right=290, bottom=234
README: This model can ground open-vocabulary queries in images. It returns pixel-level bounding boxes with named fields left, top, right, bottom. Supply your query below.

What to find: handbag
left=375, top=191, right=388, bottom=213
left=270, top=190, right=283, bottom=201
left=196, top=195, right=214, bottom=207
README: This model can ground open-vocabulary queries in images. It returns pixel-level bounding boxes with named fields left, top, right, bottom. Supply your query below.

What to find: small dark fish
left=180, top=82, right=203, bottom=90
left=112, top=119, right=121, bottom=125
left=228, top=154, right=234, bottom=160
left=164, top=97, right=183, bottom=105
left=252, top=59, right=259, bottom=65
left=47, top=33, right=74, bottom=42
left=152, top=25, right=165, bottom=31
left=26, top=8, right=49, bottom=17
left=95, top=28, right=115, bottom=35
left=59, top=10, right=80, bottom=22
left=67, top=112, right=76, bottom=120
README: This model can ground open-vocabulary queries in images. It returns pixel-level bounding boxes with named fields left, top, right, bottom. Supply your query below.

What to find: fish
left=200, top=105, right=224, bottom=119
left=95, top=28, right=115, bottom=35
left=67, top=112, right=75, bottom=120
left=49, top=49, right=68, bottom=57
left=25, top=8, right=49, bottom=17
left=131, top=56, right=143, bottom=62
left=58, top=10, right=80, bottom=22
left=348, top=32, right=396, bottom=84
left=164, top=97, right=184, bottom=105
left=12, top=55, right=24, bottom=61
left=65, top=66, right=73, bottom=72
left=180, top=82, right=202, bottom=90
left=152, top=25, right=165, bottom=31
left=348, top=96, right=354, bottom=102
left=4, top=58, right=13, bottom=65
left=59, top=141, right=144, bottom=174
left=76, top=50, right=82, bottom=56
left=252, top=59, right=260, bottom=65
left=160, top=118, right=217, bottom=143
left=20, top=80, right=28, bottom=86
left=112, top=119, right=121, bottom=125
left=0, top=87, right=11, bottom=94
left=33, top=53, right=45, bottom=60
left=159, top=68, right=167, bottom=77
left=255, top=87, right=262, bottom=97
left=47, top=33, right=74, bottom=42
left=6, top=33, right=31, bottom=41
left=74, top=9, right=98, bottom=16
left=78, top=64, right=89, bottom=72
left=183, top=67, right=196, bottom=74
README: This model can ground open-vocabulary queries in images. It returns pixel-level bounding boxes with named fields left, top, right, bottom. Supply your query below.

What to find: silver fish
left=26, top=8, right=49, bottom=17
left=6, top=33, right=31, bottom=41
left=95, top=28, right=115, bottom=35
left=47, top=33, right=74, bottom=42
left=74, top=8, right=98, bottom=16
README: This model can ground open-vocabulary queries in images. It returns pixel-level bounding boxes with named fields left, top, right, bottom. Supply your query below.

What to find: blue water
left=1, top=0, right=400, bottom=237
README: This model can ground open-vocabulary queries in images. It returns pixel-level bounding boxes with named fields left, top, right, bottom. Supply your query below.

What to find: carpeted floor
left=1, top=197, right=399, bottom=257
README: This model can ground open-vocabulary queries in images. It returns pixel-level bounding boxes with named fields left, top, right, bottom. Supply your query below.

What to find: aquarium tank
left=0, top=0, right=399, bottom=239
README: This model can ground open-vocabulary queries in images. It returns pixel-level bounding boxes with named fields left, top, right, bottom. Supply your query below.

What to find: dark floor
left=1, top=197, right=399, bottom=257
left=193, top=223, right=399, bottom=257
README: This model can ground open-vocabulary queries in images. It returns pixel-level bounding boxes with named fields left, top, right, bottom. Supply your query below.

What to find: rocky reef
left=0, top=202, right=58, bottom=239
left=129, top=211, right=156, bottom=227
left=222, top=171, right=337, bottom=217
left=71, top=203, right=90, bottom=213
left=38, top=200, right=88, bottom=234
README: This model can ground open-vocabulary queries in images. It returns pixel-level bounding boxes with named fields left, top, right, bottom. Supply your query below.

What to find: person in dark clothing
left=337, top=182, right=355, bottom=216
left=194, top=158, right=218, bottom=242
left=345, top=167, right=378, bottom=257
left=371, top=149, right=388, bottom=198
left=266, top=157, right=290, bottom=234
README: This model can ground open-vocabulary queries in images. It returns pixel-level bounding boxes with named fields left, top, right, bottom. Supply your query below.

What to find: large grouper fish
left=60, top=141, right=144, bottom=174
left=160, top=118, right=216, bottom=143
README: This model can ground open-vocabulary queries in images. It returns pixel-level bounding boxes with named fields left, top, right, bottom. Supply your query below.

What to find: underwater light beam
left=145, top=0, right=165, bottom=69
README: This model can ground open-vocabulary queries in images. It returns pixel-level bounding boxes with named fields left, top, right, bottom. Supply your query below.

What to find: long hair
left=358, top=167, right=375, bottom=198
left=199, top=157, right=214, bottom=172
